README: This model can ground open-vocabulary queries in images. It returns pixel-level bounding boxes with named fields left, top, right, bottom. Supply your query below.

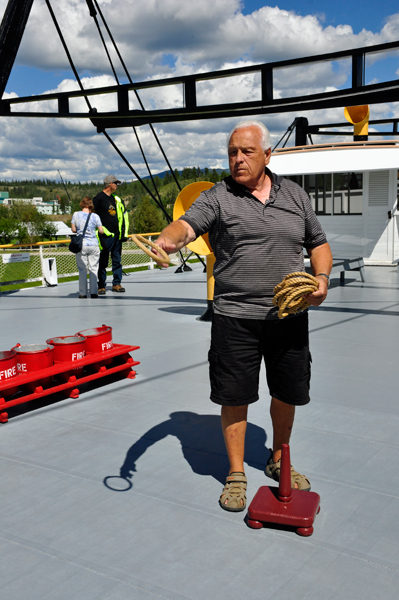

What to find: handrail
left=273, top=140, right=399, bottom=156
left=0, top=240, right=69, bottom=249
left=0, top=232, right=158, bottom=250
left=0, top=239, right=69, bottom=248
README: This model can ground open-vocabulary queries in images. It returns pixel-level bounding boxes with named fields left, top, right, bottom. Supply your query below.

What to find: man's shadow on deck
left=106, top=411, right=270, bottom=489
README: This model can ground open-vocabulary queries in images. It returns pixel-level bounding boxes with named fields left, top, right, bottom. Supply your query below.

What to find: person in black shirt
left=93, top=174, right=129, bottom=294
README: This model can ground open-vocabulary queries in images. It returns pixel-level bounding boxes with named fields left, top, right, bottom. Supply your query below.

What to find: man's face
left=228, top=126, right=271, bottom=189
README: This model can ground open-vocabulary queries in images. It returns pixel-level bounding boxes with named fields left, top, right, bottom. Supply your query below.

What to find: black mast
left=0, top=0, right=35, bottom=98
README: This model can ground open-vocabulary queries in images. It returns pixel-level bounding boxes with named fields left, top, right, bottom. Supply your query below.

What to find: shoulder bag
left=69, top=212, right=92, bottom=254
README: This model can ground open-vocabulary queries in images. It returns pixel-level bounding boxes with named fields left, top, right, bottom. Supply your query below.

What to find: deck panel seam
left=0, top=532, right=190, bottom=600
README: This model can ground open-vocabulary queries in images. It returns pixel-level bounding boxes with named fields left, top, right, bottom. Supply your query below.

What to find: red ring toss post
left=247, top=444, right=321, bottom=536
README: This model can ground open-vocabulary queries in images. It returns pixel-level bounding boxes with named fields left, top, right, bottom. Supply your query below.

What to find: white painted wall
left=271, top=144, right=399, bottom=176
left=271, top=144, right=399, bottom=264
left=317, top=216, right=363, bottom=259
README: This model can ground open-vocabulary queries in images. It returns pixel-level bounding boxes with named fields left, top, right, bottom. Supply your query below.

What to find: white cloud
left=1, top=1, right=399, bottom=181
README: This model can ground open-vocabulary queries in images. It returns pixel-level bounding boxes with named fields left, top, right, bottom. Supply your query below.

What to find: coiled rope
left=130, top=234, right=171, bottom=266
left=273, top=272, right=319, bottom=319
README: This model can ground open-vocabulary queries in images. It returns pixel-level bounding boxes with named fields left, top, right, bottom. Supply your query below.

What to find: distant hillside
left=143, top=168, right=229, bottom=180
left=0, top=167, right=230, bottom=235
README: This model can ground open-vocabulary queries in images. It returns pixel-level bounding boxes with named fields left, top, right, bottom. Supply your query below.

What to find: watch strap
left=316, top=273, right=330, bottom=286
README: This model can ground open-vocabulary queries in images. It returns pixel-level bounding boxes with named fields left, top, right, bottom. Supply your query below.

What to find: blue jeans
left=98, top=236, right=123, bottom=288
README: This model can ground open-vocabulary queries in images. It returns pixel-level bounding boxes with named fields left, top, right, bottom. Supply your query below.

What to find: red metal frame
left=0, top=343, right=140, bottom=423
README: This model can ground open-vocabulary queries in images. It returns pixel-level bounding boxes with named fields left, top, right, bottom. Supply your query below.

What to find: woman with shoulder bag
left=71, top=197, right=103, bottom=298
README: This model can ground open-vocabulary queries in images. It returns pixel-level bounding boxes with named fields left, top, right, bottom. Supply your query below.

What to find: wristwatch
left=316, top=273, right=330, bottom=286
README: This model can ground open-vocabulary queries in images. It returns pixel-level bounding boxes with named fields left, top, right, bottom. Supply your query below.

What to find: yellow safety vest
left=96, top=195, right=129, bottom=250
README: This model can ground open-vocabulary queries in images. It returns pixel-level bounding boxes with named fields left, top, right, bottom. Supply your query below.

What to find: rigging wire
left=44, top=0, right=92, bottom=113
left=273, top=118, right=314, bottom=150
left=104, top=130, right=205, bottom=268
left=85, top=0, right=119, bottom=83
left=272, top=119, right=296, bottom=151
left=103, top=131, right=173, bottom=223
left=85, top=0, right=205, bottom=268
left=132, top=126, right=164, bottom=206
left=85, top=0, right=173, bottom=208
left=90, top=0, right=182, bottom=192
left=45, top=1, right=166, bottom=216
left=45, top=0, right=204, bottom=267
left=57, top=170, right=72, bottom=206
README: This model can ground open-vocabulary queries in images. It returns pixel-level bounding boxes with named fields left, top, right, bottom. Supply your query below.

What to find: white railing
left=0, top=234, right=187, bottom=290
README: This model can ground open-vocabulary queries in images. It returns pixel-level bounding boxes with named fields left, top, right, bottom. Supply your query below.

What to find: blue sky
left=1, top=0, right=399, bottom=182
left=243, top=0, right=398, bottom=32
left=5, top=0, right=399, bottom=95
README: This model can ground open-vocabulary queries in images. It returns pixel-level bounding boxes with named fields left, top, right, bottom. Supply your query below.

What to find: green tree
left=37, top=220, right=57, bottom=240
left=163, top=171, right=173, bottom=185
left=58, top=194, right=70, bottom=214
left=162, top=184, right=179, bottom=217
left=209, top=169, right=220, bottom=184
left=130, top=196, right=167, bottom=234
left=0, top=217, right=25, bottom=243
left=8, top=202, right=57, bottom=241
left=181, top=167, right=192, bottom=180
left=9, top=201, right=40, bottom=222
left=0, top=205, right=28, bottom=243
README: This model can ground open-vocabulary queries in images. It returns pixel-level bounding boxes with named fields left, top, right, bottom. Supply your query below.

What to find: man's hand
left=304, top=276, right=328, bottom=306
left=153, top=220, right=196, bottom=268
left=153, top=235, right=177, bottom=268
left=306, top=242, right=332, bottom=306
left=155, top=236, right=177, bottom=255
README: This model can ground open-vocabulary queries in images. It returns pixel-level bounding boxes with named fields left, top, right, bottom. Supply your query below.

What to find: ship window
left=285, top=175, right=302, bottom=186
left=304, top=174, right=332, bottom=215
left=285, top=173, right=363, bottom=215
left=333, top=173, right=363, bottom=214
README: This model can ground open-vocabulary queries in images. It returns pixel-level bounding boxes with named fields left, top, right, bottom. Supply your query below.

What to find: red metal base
left=0, top=343, right=139, bottom=423
left=247, top=444, right=320, bottom=536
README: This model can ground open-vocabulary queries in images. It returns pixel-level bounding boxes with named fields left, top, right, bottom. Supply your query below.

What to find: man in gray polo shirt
left=155, top=120, right=332, bottom=512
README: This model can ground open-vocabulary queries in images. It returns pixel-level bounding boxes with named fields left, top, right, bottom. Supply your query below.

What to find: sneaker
left=79, top=295, right=87, bottom=298
left=90, top=294, right=99, bottom=298
left=98, top=288, right=106, bottom=295
left=112, top=285, right=125, bottom=293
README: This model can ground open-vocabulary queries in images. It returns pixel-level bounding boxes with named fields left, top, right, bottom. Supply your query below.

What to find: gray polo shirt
left=180, top=169, right=327, bottom=319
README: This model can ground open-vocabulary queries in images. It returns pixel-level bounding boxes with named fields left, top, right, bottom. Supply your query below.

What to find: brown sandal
left=265, top=453, right=311, bottom=491
left=219, top=472, right=247, bottom=512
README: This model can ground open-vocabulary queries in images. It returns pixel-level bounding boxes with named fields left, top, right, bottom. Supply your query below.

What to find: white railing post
left=39, top=246, right=46, bottom=286
left=148, top=236, right=155, bottom=270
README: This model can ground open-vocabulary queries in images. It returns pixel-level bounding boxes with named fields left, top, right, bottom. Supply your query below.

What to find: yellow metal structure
left=173, top=182, right=215, bottom=312
left=173, top=182, right=214, bottom=256
left=344, top=105, right=370, bottom=139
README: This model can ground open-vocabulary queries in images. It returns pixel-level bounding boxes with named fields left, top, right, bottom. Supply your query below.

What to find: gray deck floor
left=1, top=263, right=398, bottom=600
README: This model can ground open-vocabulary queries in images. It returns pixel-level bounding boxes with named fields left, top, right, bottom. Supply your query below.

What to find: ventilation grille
left=369, top=171, right=389, bottom=206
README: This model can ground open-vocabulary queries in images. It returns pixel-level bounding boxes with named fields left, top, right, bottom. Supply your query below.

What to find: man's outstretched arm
left=155, top=220, right=196, bottom=267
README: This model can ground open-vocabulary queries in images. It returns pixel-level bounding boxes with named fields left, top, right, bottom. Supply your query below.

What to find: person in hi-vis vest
left=93, top=174, right=129, bottom=294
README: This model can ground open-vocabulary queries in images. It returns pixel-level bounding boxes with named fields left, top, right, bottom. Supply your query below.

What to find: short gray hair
left=227, top=120, right=271, bottom=151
